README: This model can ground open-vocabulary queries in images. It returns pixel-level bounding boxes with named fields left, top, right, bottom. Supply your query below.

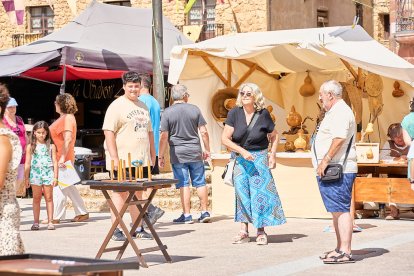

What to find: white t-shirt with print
left=311, top=99, right=357, bottom=173
left=103, top=96, right=153, bottom=170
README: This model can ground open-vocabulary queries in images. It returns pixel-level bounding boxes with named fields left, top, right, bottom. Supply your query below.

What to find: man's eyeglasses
left=240, top=91, right=253, bottom=97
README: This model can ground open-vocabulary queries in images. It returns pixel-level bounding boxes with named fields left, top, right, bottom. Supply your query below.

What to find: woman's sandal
left=319, top=248, right=340, bottom=260
left=232, top=231, right=250, bottom=244
left=256, top=233, right=268, bottom=245
left=323, top=251, right=355, bottom=264
left=31, top=223, right=40, bottom=231
left=47, top=223, right=56, bottom=230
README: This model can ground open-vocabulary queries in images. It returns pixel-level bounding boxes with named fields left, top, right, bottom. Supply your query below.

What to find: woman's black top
left=225, top=107, right=275, bottom=150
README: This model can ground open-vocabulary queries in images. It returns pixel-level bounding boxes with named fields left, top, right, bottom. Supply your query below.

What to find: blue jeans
left=172, top=161, right=206, bottom=189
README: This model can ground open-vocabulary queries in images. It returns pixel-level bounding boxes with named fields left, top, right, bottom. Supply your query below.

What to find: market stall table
left=82, top=179, right=178, bottom=268
left=353, top=162, right=414, bottom=217
left=0, top=253, right=139, bottom=275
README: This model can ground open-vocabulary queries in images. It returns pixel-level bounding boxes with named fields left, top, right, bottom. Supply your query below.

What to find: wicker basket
left=211, top=87, right=239, bottom=122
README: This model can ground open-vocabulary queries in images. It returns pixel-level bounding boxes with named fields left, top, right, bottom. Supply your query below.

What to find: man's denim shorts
left=172, top=161, right=206, bottom=189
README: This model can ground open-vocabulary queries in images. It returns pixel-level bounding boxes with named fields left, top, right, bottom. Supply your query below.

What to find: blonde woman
left=222, top=83, right=286, bottom=245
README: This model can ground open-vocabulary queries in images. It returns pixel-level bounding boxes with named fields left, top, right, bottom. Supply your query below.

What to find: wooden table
left=353, top=162, right=413, bottom=217
left=357, top=161, right=407, bottom=177
left=0, top=253, right=139, bottom=275
left=83, top=179, right=178, bottom=268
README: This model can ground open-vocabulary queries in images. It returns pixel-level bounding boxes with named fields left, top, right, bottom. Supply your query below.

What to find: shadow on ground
left=267, top=233, right=307, bottom=243
left=352, top=247, right=389, bottom=261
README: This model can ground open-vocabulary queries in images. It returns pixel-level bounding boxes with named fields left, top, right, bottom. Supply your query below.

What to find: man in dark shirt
left=159, top=84, right=211, bottom=224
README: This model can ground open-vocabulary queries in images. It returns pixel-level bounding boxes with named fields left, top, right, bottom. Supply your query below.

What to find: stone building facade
left=1, top=0, right=377, bottom=51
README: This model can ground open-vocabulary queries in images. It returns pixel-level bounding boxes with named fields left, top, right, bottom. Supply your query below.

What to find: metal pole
left=152, top=0, right=165, bottom=109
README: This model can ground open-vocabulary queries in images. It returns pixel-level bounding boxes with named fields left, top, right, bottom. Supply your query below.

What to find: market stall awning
left=21, top=65, right=126, bottom=82
left=0, top=1, right=191, bottom=77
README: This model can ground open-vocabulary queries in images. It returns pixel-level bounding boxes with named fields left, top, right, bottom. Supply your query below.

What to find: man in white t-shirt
left=103, top=71, right=156, bottom=242
left=311, top=80, right=357, bottom=264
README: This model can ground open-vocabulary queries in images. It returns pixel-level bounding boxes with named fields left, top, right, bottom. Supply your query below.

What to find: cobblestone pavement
left=18, top=198, right=414, bottom=275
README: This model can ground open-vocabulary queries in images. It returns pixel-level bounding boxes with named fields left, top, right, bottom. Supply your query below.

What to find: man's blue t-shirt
left=139, top=94, right=161, bottom=155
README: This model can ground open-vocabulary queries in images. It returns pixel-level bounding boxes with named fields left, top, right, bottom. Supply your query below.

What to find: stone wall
left=373, top=0, right=391, bottom=48
left=215, top=0, right=267, bottom=34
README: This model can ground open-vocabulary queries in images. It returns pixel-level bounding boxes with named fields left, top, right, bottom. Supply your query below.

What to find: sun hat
left=7, top=97, right=18, bottom=107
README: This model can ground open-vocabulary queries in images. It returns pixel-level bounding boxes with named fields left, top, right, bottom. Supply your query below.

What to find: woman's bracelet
left=268, top=152, right=277, bottom=157
left=324, top=154, right=332, bottom=161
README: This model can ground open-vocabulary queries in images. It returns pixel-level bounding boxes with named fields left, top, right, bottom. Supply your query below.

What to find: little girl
left=24, top=121, right=58, bottom=230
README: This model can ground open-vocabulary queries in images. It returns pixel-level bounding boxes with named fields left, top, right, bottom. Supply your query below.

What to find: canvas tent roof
left=0, top=0, right=191, bottom=79
left=167, top=25, right=414, bottom=153
left=168, top=25, right=414, bottom=89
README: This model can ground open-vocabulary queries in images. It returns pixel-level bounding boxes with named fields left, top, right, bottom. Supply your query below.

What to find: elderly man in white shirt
left=311, top=80, right=357, bottom=264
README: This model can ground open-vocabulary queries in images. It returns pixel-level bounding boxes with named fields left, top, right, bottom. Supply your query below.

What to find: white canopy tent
left=168, top=25, right=414, bottom=152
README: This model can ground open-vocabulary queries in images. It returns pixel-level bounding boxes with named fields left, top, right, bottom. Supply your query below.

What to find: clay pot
left=286, top=106, right=302, bottom=127
left=284, top=141, right=296, bottom=152
left=294, top=129, right=307, bottom=152
left=365, top=122, right=374, bottom=134
left=224, top=98, right=237, bottom=110
left=392, top=81, right=404, bottom=97
left=266, top=105, right=276, bottom=122
left=299, top=72, right=315, bottom=97
left=366, top=148, right=374, bottom=159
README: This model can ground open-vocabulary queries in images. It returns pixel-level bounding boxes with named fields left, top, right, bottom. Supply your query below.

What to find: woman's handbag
left=222, top=158, right=235, bottom=186
left=221, top=112, right=259, bottom=186
left=313, top=135, right=353, bottom=183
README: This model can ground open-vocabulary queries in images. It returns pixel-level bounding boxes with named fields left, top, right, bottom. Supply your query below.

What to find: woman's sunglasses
left=239, top=91, right=253, bottom=97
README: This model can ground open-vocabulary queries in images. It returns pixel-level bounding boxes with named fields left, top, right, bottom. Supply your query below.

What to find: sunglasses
left=240, top=91, right=253, bottom=97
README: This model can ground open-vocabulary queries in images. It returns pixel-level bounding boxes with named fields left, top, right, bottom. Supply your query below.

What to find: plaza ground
left=18, top=198, right=414, bottom=275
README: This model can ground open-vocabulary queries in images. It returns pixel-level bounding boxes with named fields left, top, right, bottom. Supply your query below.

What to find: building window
left=30, top=6, right=54, bottom=35
left=188, top=0, right=216, bottom=28
left=355, top=3, right=363, bottom=27
left=104, top=0, right=131, bottom=7
left=380, top=13, right=390, bottom=40
left=317, top=9, right=328, bottom=27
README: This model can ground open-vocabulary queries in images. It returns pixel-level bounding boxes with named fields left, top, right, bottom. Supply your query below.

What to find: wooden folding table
left=83, top=179, right=177, bottom=268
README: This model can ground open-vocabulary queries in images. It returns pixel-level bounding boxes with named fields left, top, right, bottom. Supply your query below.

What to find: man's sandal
left=232, top=231, right=249, bottom=244
left=31, top=223, right=40, bottom=231
left=256, top=233, right=268, bottom=245
left=319, top=248, right=340, bottom=260
left=323, top=251, right=355, bottom=264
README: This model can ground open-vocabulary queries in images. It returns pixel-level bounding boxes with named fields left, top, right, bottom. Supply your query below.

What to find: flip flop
left=319, top=248, right=340, bottom=260
left=47, top=223, right=55, bottom=230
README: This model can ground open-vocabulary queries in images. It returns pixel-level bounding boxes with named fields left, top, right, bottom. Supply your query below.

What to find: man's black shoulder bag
left=313, top=135, right=353, bottom=183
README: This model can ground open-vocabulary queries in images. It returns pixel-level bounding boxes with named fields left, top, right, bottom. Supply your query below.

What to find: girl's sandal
left=232, top=231, right=249, bottom=244
left=256, top=233, right=268, bottom=245
left=31, top=223, right=40, bottom=231
left=319, top=248, right=340, bottom=260
left=323, top=251, right=355, bottom=264
left=47, top=223, right=56, bottom=230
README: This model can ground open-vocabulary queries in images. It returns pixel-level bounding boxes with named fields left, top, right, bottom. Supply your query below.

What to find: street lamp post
left=152, top=0, right=165, bottom=109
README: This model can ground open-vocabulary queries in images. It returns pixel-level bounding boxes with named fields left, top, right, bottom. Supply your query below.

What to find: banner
left=1, top=0, right=24, bottom=25
left=184, top=0, right=197, bottom=14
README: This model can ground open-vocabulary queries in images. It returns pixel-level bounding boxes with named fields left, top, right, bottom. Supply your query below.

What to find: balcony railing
left=396, top=0, right=414, bottom=32
left=176, top=23, right=224, bottom=42
left=12, top=33, right=44, bottom=47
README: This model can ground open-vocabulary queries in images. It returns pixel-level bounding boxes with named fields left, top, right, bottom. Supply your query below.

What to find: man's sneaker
left=143, top=207, right=166, bottom=227
left=198, top=212, right=211, bottom=223
left=173, top=214, right=193, bottom=224
left=133, top=229, right=153, bottom=240
left=111, top=228, right=126, bottom=242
